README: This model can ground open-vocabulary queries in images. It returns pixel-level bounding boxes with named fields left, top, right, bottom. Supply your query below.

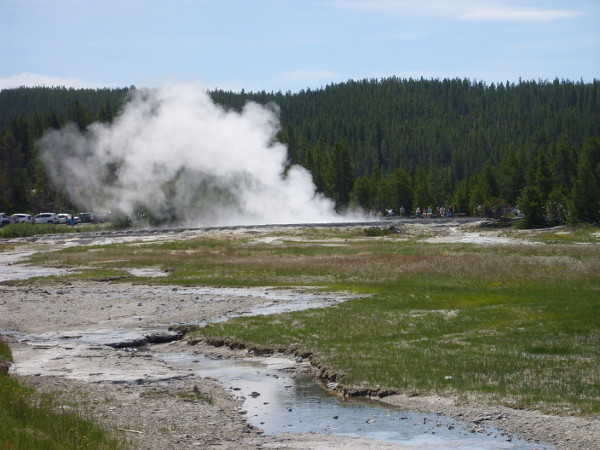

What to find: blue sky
left=1, top=0, right=598, bottom=92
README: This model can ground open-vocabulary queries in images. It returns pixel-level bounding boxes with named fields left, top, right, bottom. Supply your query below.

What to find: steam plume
left=39, top=82, right=342, bottom=226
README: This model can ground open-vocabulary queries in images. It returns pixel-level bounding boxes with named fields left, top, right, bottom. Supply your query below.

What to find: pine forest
left=1, top=77, right=599, bottom=227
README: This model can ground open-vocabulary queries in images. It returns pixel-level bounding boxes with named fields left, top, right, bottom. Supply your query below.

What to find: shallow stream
left=157, top=352, right=548, bottom=449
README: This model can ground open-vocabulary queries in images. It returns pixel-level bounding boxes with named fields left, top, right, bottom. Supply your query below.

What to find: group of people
left=414, top=205, right=456, bottom=218
left=365, top=205, right=457, bottom=218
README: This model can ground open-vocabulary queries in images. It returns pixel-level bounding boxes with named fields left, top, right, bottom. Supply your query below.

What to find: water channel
left=158, top=353, right=547, bottom=449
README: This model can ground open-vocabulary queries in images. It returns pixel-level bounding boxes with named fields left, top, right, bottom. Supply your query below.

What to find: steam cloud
left=39, top=82, right=342, bottom=227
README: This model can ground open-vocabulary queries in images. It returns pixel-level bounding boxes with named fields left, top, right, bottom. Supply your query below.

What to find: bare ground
left=1, top=222, right=599, bottom=449
left=1, top=280, right=408, bottom=449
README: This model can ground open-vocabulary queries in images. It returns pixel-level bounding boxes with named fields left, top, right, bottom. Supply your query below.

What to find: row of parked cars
left=0, top=212, right=101, bottom=227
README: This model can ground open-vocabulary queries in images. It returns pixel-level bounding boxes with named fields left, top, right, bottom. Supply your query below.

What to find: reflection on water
left=158, top=353, right=550, bottom=449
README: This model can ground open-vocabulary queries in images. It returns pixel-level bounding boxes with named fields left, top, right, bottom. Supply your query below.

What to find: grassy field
left=0, top=223, right=100, bottom=239
left=18, top=224, right=600, bottom=415
left=0, top=339, right=124, bottom=449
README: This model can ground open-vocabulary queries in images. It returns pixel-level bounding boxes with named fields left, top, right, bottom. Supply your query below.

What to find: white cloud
left=0, top=73, right=97, bottom=90
left=329, top=0, right=583, bottom=23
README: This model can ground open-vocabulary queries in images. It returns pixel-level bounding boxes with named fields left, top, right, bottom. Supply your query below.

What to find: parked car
left=0, top=213, right=15, bottom=227
left=56, top=213, right=73, bottom=224
left=57, top=214, right=81, bottom=225
left=34, top=213, right=58, bottom=224
left=11, top=213, right=34, bottom=224
left=79, top=212, right=96, bottom=223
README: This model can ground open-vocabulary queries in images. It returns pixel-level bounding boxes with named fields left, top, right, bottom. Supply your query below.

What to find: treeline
left=1, top=79, right=599, bottom=226
left=0, top=86, right=131, bottom=130
left=0, top=86, right=131, bottom=213
left=213, top=78, right=600, bottom=226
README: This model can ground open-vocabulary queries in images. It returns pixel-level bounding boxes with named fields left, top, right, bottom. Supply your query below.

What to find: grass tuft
left=0, top=339, right=123, bottom=449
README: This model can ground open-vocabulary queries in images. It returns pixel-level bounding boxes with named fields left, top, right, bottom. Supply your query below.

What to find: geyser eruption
left=39, top=82, right=341, bottom=226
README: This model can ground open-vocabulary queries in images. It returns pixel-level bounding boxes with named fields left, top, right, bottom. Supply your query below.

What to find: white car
left=34, top=213, right=58, bottom=224
left=11, top=213, right=34, bottom=224
left=56, top=213, right=73, bottom=224
left=0, top=213, right=15, bottom=227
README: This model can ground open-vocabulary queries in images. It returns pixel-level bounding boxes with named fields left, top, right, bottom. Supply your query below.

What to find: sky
left=1, top=0, right=599, bottom=92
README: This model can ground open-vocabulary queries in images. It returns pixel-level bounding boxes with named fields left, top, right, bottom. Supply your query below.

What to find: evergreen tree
left=479, top=161, right=499, bottom=199
left=309, top=140, right=328, bottom=194
left=546, top=186, right=569, bottom=226
left=551, top=137, right=576, bottom=190
left=534, top=150, right=553, bottom=203
left=499, top=148, right=525, bottom=205
left=351, top=176, right=375, bottom=210
left=371, top=166, right=385, bottom=211
left=0, top=131, right=23, bottom=210
left=412, top=165, right=432, bottom=210
left=518, top=185, right=545, bottom=228
left=10, top=116, right=31, bottom=167
left=581, top=137, right=600, bottom=184
left=329, top=140, right=355, bottom=207
left=452, top=179, right=470, bottom=214
left=390, top=167, right=414, bottom=214
left=97, top=101, right=117, bottom=123
left=68, top=100, right=90, bottom=131
left=569, top=156, right=600, bottom=224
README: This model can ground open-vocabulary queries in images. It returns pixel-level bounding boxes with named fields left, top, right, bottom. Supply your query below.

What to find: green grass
left=0, top=223, right=99, bottom=239
left=0, top=338, right=124, bottom=449
left=0, top=339, right=11, bottom=362
left=140, top=388, right=213, bottom=405
left=176, top=391, right=213, bottom=404
left=9, top=224, right=600, bottom=415
left=196, top=275, right=599, bottom=414
left=502, top=223, right=600, bottom=245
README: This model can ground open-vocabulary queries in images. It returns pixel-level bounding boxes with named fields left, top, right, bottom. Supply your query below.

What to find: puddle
left=0, top=228, right=206, bottom=284
left=0, top=251, right=71, bottom=282
left=182, top=287, right=353, bottom=324
left=158, top=353, right=549, bottom=449
left=422, top=230, right=537, bottom=246
left=127, top=267, right=169, bottom=278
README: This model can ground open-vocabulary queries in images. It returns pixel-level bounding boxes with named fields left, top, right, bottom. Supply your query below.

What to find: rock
left=0, top=360, right=11, bottom=375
